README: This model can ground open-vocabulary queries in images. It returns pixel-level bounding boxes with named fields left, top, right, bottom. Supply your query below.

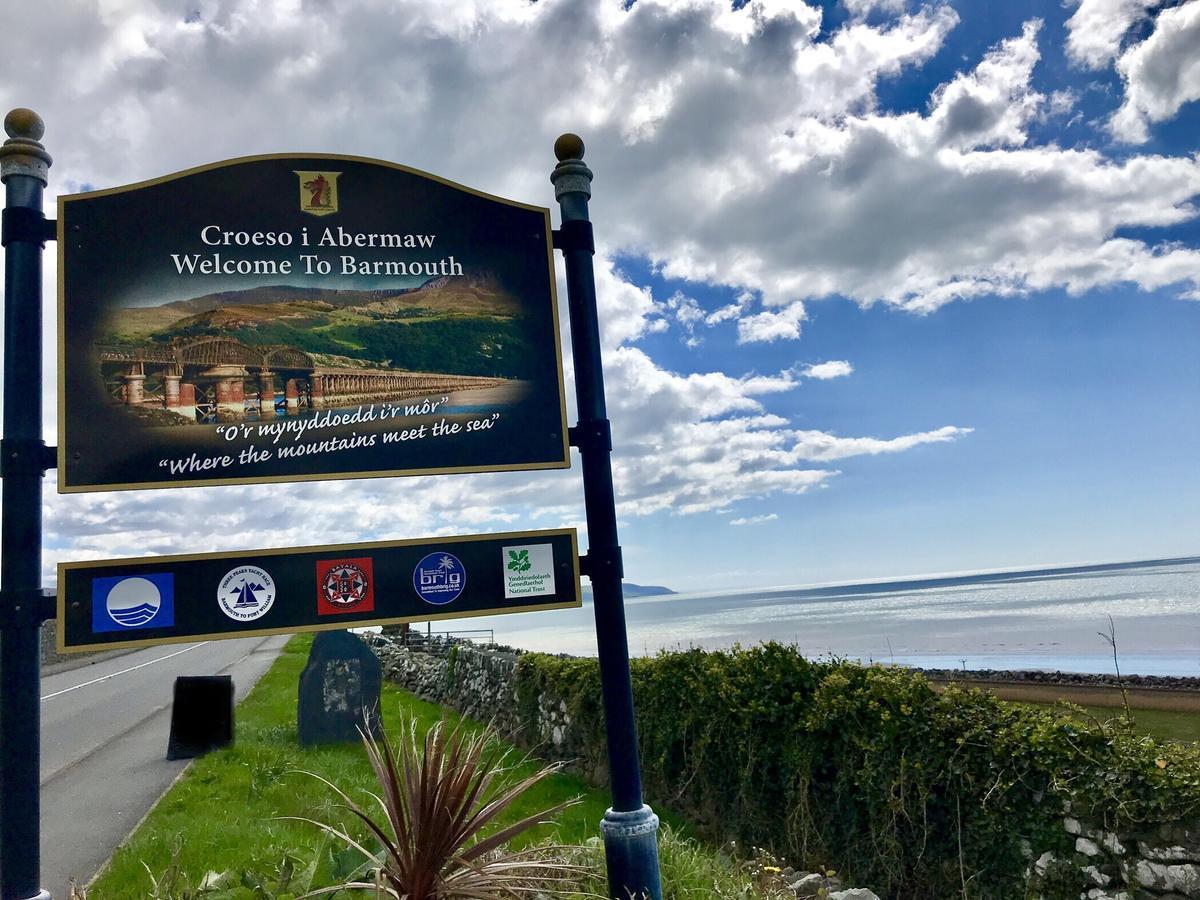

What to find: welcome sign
left=58, top=528, right=581, bottom=652
left=57, top=155, right=570, bottom=492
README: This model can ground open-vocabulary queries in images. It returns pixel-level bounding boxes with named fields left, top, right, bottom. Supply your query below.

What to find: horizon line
left=656, top=553, right=1200, bottom=601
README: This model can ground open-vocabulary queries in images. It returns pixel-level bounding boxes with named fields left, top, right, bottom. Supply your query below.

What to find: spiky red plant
left=291, top=717, right=585, bottom=899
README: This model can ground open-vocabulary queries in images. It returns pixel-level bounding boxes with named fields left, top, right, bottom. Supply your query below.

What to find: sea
left=475, top=557, right=1200, bottom=677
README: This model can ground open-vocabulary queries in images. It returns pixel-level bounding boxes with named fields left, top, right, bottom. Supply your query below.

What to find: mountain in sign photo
left=106, top=274, right=522, bottom=343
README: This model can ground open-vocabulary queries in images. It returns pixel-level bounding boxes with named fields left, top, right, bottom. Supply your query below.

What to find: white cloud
left=749, top=23, right=1200, bottom=311
left=737, top=301, right=808, bottom=343
left=1046, top=88, right=1079, bottom=119
left=593, top=256, right=660, bottom=349
left=789, top=425, right=973, bottom=462
left=1110, top=1, right=1200, bottom=142
left=3, top=1, right=1195, bottom=322
left=844, top=0, right=906, bottom=15
left=0, top=0, right=1047, bottom=566
left=602, top=346, right=973, bottom=515
left=802, top=360, right=854, bottom=379
left=660, top=290, right=706, bottom=346
left=556, top=11, right=1200, bottom=318
left=729, top=513, right=779, bottom=526
left=1065, top=0, right=1162, bottom=69
left=705, top=290, right=755, bottom=325
left=926, top=19, right=1045, bottom=150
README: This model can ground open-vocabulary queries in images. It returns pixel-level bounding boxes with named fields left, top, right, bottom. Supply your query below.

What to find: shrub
left=514, top=644, right=1200, bottom=899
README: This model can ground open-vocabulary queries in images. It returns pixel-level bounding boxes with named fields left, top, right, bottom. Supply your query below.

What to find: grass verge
left=936, top=681, right=1200, bottom=739
left=88, top=635, right=708, bottom=898
left=1016, top=701, right=1200, bottom=743
left=930, top=679, right=1200, bottom=742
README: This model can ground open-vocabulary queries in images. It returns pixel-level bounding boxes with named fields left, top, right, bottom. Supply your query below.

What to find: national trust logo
left=217, top=564, right=276, bottom=622
left=295, top=170, right=341, bottom=216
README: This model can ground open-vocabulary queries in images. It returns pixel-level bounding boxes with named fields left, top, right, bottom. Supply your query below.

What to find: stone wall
left=370, top=635, right=520, bottom=729
left=40, top=620, right=80, bottom=667
left=40, top=620, right=128, bottom=669
left=1029, top=814, right=1200, bottom=899
left=368, top=634, right=1200, bottom=900
left=41, top=620, right=60, bottom=664
left=367, top=635, right=602, bottom=772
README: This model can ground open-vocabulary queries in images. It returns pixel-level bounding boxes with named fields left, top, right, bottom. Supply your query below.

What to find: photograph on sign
left=58, top=154, right=569, bottom=492
left=58, top=529, right=580, bottom=652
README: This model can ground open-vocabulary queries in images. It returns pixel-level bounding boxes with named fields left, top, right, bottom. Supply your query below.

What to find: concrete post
left=206, top=366, right=247, bottom=419
left=177, top=382, right=197, bottom=421
left=162, top=373, right=181, bottom=408
left=121, top=373, right=145, bottom=405
left=258, top=372, right=275, bottom=415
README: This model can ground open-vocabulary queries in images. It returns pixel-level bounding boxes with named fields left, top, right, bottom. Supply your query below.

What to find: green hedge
left=514, top=644, right=1200, bottom=899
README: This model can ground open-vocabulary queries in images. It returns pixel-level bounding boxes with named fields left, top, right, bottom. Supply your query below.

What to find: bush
left=514, top=644, right=1200, bottom=899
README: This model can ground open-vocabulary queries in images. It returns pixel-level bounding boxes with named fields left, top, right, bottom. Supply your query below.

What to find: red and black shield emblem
left=316, top=558, right=374, bottom=615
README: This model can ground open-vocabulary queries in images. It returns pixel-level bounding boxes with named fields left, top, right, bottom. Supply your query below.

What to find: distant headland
left=582, top=582, right=675, bottom=601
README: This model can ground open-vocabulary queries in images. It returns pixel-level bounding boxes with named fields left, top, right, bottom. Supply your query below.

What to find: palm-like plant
left=291, top=717, right=585, bottom=899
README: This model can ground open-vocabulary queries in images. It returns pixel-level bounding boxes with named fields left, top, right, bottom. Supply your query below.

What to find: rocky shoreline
left=917, top=667, right=1200, bottom=692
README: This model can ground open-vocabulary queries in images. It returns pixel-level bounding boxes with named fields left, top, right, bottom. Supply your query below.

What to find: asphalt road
left=32, top=634, right=289, bottom=898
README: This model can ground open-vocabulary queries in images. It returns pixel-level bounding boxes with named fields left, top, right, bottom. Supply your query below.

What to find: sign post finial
left=551, top=133, right=592, bottom=205
left=1, top=108, right=52, bottom=184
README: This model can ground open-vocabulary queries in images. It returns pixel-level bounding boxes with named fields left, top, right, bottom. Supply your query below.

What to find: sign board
left=57, top=528, right=580, bottom=652
left=57, top=154, right=569, bottom=492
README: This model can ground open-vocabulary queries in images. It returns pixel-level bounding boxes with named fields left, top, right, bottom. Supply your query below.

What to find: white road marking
left=40, top=642, right=209, bottom=701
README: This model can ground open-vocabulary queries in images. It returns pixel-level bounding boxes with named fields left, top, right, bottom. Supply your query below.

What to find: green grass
left=87, top=635, right=692, bottom=899
left=1010, top=701, right=1200, bottom=743
left=1067, top=704, right=1200, bottom=743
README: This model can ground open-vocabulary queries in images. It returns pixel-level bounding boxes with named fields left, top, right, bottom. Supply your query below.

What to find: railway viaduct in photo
left=96, top=336, right=506, bottom=421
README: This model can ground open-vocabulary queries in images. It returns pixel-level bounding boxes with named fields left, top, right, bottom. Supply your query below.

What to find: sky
left=1, top=0, right=1198, bottom=594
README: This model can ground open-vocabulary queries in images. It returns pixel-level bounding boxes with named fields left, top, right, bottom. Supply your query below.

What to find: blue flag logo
left=92, top=574, right=174, bottom=632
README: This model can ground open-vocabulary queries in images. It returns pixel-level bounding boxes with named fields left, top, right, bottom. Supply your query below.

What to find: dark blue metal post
left=0, top=108, right=53, bottom=900
left=551, top=135, right=663, bottom=900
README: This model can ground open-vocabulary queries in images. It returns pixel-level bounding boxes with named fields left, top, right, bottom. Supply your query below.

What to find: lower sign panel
left=58, top=528, right=580, bottom=652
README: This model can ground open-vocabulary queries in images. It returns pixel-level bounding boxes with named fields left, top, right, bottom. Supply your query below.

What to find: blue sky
left=624, top=263, right=1199, bottom=587
left=2, top=0, right=1197, bottom=592
left=601, top=0, right=1200, bottom=588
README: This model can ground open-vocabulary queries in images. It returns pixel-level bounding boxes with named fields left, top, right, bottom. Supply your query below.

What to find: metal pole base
left=17, top=891, right=51, bottom=900
left=599, top=804, right=662, bottom=900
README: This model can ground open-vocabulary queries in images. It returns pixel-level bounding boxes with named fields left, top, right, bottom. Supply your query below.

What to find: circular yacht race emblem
left=217, top=565, right=276, bottom=621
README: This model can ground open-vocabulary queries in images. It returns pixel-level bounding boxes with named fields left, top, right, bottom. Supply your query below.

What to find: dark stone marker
left=166, top=675, right=234, bottom=760
left=298, top=630, right=383, bottom=746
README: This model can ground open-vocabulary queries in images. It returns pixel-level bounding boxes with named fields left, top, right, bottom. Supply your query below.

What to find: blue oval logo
left=413, top=552, right=466, bottom=605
